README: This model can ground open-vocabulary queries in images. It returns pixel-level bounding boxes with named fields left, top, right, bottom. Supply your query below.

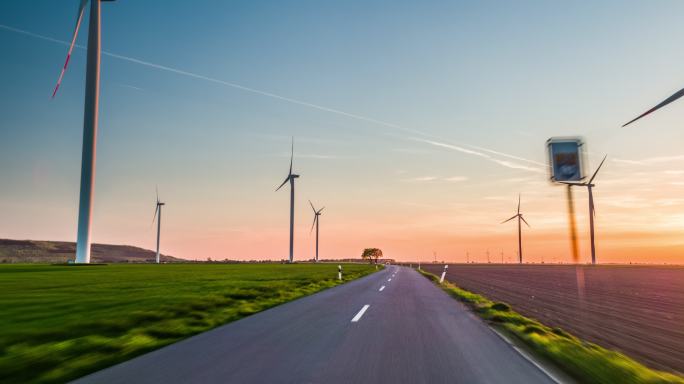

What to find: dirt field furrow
left=422, top=264, right=684, bottom=374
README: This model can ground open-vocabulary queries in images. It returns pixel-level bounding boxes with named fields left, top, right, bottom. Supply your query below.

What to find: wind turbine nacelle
left=546, top=137, right=586, bottom=183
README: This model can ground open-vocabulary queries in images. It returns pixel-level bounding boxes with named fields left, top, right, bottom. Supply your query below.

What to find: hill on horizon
left=0, top=239, right=184, bottom=264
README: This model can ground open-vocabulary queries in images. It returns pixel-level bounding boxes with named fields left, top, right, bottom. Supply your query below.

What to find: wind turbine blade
left=289, top=137, right=294, bottom=176
left=501, top=215, right=517, bottom=224
left=318, top=207, right=325, bottom=214
left=623, top=87, right=684, bottom=127
left=588, top=155, right=607, bottom=184
left=520, top=215, right=531, bottom=228
left=310, top=215, right=317, bottom=234
left=156, top=185, right=159, bottom=204
left=52, top=0, right=89, bottom=98
left=589, top=187, right=596, bottom=217
left=309, top=200, right=316, bottom=213
left=275, top=176, right=290, bottom=191
left=152, top=204, right=159, bottom=226
left=517, top=194, right=521, bottom=214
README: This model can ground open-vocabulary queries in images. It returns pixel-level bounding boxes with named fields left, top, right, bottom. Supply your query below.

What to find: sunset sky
left=2, top=0, right=684, bottom=264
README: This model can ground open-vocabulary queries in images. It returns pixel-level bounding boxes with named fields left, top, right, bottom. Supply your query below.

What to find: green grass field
left=0, top=263, right=377, bottom=384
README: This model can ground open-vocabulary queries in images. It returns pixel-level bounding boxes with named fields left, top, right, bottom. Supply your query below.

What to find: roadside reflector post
left=338, top=264, right=342, bottom=281
left=440, top=264, right=448, bottom=283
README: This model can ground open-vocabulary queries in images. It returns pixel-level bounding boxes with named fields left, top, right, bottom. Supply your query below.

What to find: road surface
left=75, top=266, right=556, bottom=384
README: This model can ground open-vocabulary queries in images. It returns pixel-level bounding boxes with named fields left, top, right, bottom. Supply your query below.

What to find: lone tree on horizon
left=362, top=248, right=383, bottom=264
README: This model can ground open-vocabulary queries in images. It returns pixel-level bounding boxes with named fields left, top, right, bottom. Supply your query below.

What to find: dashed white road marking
left=351, top=305, right=370, bottom=322
left=379, top=285, right=385, bottom=292
left=388, top=278, right=392, bottom=282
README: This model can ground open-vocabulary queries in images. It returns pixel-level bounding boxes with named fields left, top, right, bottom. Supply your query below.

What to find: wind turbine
left=623, top=86, right=684, bottom=127
left=152, top=188, right=165, bottom=264
left=276, top=138, right=299, bottom=263
left=53, top=0, right=116, bottom=263
left=309, top=201, right=324, bottom=262
left=501, top=194, right=530, bottom=264
left=560, top=155, right=607, bottom=265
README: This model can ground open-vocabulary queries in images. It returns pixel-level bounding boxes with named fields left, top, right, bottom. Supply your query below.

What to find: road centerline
left=351, top=305, right=370, bottom=322
left=379, top=285, right=385, bottom=292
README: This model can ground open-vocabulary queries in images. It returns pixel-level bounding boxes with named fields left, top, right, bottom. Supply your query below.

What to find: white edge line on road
left=490, top=328, right=564, bottom=384
left=379, top=285, right=385, bottom=291
left=351, top=305, right=370, bottom=322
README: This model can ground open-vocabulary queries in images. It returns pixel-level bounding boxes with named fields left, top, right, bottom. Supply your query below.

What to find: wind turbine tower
left=501, top=194, right=530, bottom=264
left=152, top=188, right=165, bottom=264
left=309, top=201, right=324, bottom=262
left=276, top=139, right=299, bottom=263
left=52, top=0, right=116, bottom=263
left=561, top=155, right=607, bottom=265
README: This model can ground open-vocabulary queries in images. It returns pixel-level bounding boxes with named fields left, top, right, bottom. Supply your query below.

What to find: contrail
left=411, top=138, right=545, bottom=173
left=465, top=143, right=547, bottom=167
left=1, top=23, right=542, bottom=173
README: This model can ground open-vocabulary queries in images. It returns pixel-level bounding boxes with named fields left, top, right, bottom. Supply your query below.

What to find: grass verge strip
left=417, top=269, right=684, bottom=384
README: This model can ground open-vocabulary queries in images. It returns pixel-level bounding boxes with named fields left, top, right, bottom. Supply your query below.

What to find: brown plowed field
left=422, top=264, right=684, bottom=374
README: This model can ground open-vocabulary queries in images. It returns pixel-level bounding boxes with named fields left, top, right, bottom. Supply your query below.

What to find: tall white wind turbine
left=561, top=155, right=607, bottom=265
left=276, top=139, right=299, bottom=263
left=501, top=194, right=530, bottom=264
left=309, top=201, right=325, bottom=262
left=52, top=0, right=116, bottom=263
left=152, top=188, right=165, bottom=264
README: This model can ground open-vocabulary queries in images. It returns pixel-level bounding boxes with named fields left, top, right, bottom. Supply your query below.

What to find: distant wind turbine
left=276, top=138, right=299, bottom=263
left=152, top=188, right=165, bottom=264
left=53, top=0, right=116, bottom=263
left=501, top=194, right=530, bottom=264
left=309, top=201, right=324, bottom=262
left=560, top=155, right=607, bottom=265
left=623, top=86, right=684, bottom=127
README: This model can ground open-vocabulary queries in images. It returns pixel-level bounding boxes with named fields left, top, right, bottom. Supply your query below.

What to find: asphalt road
left=75, top=266, right=556, bottom=384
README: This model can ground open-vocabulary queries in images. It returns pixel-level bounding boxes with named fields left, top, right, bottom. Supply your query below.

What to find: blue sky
left=2, top=0, right=684, bottom=262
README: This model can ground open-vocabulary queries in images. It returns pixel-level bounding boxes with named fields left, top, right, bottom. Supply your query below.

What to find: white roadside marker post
left=418, top=262, right=421, bottom=270
left=439, top=264, right=449, bottom=283
left=338, top=265, right=342, bottom=281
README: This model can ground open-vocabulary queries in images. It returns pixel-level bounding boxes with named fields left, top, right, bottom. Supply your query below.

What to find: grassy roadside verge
left=0, top=263, right=379, bottom=384
left=417, top=269, right=684, bottom=384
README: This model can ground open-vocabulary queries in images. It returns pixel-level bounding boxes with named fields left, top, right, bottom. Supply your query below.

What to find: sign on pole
left=546, top=137, right=585, bottom=183
left=547, top=137, right=584, bottom=264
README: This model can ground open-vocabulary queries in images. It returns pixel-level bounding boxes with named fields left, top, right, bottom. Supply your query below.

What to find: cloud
left=116, top=83, right=144, bottom=91
left=444, top=176, right=468, bottom=182
left=403, top=176, right=439, bottom=182
left=613, top=155, right=684, bottom=166
left=402, top=175, right=468, bottom=183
